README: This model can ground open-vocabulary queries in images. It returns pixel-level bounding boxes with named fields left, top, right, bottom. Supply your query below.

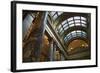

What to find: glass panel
left=71, top=31, right=76, bottom=37
left=64, top=38, right=68, bottom=42
left=72, top=35, right=76, bottom=38
left=68, top=17, right=73, bottom=22
left=63, top=23, right=68, bottom=28
left=64, top=36, right=68, bottom=41
left=76, top=31, right=82, bottom=36
left=62, top=20, right=67, bottom=25
left=82, top=34, right=86, bottom=37
left=64, top=26, right=69, bottom=30
left=67, top=36, right=71, bottom=40
left=68, top=21, right=74, bottom=24
left=74, top=16, right=80, bottom=20
left=82, top=31, right=87, bottom=38
left=77, top=30, right=81, bottom=33
left=67, top=33, right=72, bottom=38
left=76, top=35, right=81, bottom=37
left=65, top=37, right=68, bottom=41
left=81, top=24, right=86, bottom=27
left=82, top=31, right=86, bottom=35
left=77, top=33, right=81, bottom=36
left=75, top=23, right=81, bottom=26
left=81, top=17, right=86, bottom=21
left=69, top=24, right=74, bottom=27
left=71, top=31, right=76, bottom=35
left=75, top=20, right=80, bottom=23
left=64, top=30, right=87, bottom=42
left=81, top=20, right=86, bottom=24
left=72, top=33, right=76, bottom=37
left=64, top=36, right=67, bottom=40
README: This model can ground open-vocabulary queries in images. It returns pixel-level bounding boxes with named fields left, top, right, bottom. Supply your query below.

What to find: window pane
left=64, top=26, right=69, bottom=30
left=81, top=17, right=86, bottom=21
left=71, top=31, right=76, bottom=37
left=74, top=16, right=80, bottom=20
left=62, top=20, right=67, bottom=25
left=77, top=30, right=81, bottom=33
left=72, top=33, right=76, bottom=37
left=75, top=20, right=80, bottom=23
left=77, top=35, right=81, bottom=37
left=72, top=33, right=76, bottom=36
left=67, top=35, right=71, bottom=39
left=64, top=30, right=87, bottom=42
left=82, top=33, right=86, bottom=37
left=68, top=17, right=73, bottom=22
left=75, top=23, right=81, bottom=26
left=63, top=23, right=68, bottom=28
left=73, top=31, right=76, bottom=33
left=64, top=36, right=67, bottom=40
left=77, top=33, right=81, bottom=36
left=64, top=37, right=68, bottom=42
left=81, top=20, right=86, bottom=24
left=71, top=31, right=76, bottom=34
left=76, top=31, right=81, bottom=36
left=68, top=21, right=74, bottom=24
left=67, top=33, right=71, bottom=37
left=81, top=31, right=87, bottom=38
left=82, top=31, right=86, bottom=35
left=69, top=24, right=74, bottom=27
left=81, top=24, right=86, bottom=27
left=72, top=35, right=76, bottom=38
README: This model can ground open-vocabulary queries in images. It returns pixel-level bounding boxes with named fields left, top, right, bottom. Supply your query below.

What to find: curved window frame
left=64, top=30, right=87, bottom=42
left=56, top=16, right=87, bottom=36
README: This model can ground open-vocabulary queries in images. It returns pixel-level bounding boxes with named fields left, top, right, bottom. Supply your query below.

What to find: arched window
left=64, top=30, right=87, bottom=43
left=56, top=16, right=87, bottom=36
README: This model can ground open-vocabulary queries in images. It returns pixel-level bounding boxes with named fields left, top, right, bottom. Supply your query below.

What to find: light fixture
left=70, top=48, right=73, bottom=50
left=82, top=44, right=84, bottom=47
